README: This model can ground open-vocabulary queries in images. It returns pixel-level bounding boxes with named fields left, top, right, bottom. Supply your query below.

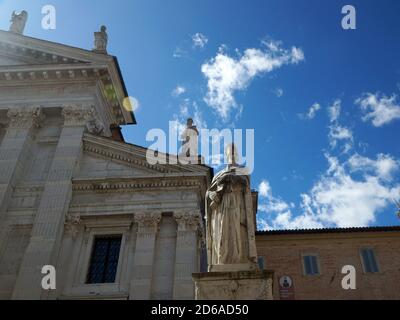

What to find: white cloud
left=356, top=92, right=400, bottom=127
left=300, top=154, right=400, bottom=227
left=299, top=102, right=321, bottom=120
left=258, top=180, right=293, bottom=216
left=291, top=47, right=305, bottom=63
left=273, top=88, right=284, bottom=98
left=328, top=124, right=353, bottom=152
left=258, top=180, right=271, bottom=198
left=201, top=40, right=305, bottom=120
left=174, top=33, right=209, bottom=58
left=328, top=99, right=341, bottom=123
left=259, top=211, right=325, bottom=231
left=257, top=154, right=400, bottom=230
left=192, top=33, right=208, bottom=49
left=348, top=153, right=399, bottom=181
left=326, top=99, right=353, bottom=153
left=173, top=47, right=186, bottom=59
left=258, top=95, right=400, bottom=231
left=307, top=103, right=321, bottom=119
left=257, top=180, right=322, bottom=231
left=172, top=86, right=186, bottom=97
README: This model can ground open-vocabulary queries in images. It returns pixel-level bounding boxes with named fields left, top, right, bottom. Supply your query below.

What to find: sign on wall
left=278, top=275, right=295, bottom=300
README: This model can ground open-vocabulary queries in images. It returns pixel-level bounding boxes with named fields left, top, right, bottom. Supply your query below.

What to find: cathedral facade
left=0, top=28, right=212, bottom=300
left=1, top=23, right=399, bottom=301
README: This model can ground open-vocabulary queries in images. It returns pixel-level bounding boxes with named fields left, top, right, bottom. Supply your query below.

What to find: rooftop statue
left=93, top=25, right=108, bottom=53
left=9, top=10, right=28, bottom=34
left=180, top=118, right=199, bottom=158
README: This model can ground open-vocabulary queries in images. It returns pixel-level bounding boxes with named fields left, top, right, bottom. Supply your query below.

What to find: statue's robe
left=205, top=166, right=257, bottom=270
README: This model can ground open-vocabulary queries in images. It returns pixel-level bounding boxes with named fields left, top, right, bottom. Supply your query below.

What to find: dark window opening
left=361, top=248, right=379, bottom=273
left=258, top=256, right=266, bottom=270
left=86, top=235, right=122, bottom=284
left=303, top=255, right=319, bottom=275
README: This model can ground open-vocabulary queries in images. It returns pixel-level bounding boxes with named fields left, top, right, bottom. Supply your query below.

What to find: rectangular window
left=303, top=255, right=319, bottom=275
left=360, top=248, right=379, bottom=273
left=258, top=256, right=266, bottom=270
left=87, top=235, right=122, bottom=284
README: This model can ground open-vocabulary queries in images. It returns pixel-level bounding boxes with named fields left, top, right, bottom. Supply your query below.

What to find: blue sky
left=1, top=0, right=400, bottom=229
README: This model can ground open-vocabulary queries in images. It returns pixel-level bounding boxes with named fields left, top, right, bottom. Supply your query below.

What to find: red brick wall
left=256, top=231, right=400, bottom=300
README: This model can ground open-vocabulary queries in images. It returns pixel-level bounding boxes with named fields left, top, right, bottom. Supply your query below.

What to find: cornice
left=13, top=185, right=44, bottom=193
left=0, top=40, right=88, bottom=65
left=72, top=176, right=203, bottom=192
left=0, top=65, right=126, bottom=125
left=0, top=30, right=112, bottom=64
left=0, top=32, right=132, bottom=125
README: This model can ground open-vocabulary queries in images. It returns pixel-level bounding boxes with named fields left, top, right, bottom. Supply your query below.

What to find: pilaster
left=0, top=106, right=44, bottom=254
left=12, top=104, right=98, bottom=299
left=173, top=210, right=201, bottom=300
left=0, top=106, right=44, bottom=213
left=129, top=212, right=161, bottom=300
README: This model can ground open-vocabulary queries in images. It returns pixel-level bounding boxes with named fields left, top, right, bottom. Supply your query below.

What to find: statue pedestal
left=192, top=270, right=274, bottom=300
left=209, top=262, right=257, bottom=272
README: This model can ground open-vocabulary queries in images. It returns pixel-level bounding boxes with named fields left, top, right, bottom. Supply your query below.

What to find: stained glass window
left=86, top=235, right=122, bottom=284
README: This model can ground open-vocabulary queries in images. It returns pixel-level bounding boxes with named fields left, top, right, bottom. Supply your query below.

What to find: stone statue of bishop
left=205, top=144, right=258, bottom=272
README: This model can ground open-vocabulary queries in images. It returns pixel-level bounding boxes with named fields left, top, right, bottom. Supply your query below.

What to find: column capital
left=62, top=104, right=104, bottom=134
left=134, top=212, right=161, bottom=231
left=64, top=213, right=81, bottom=239
left=173, top=210, right=201, bottom=231
left=7, top=105, right=45, bottom=129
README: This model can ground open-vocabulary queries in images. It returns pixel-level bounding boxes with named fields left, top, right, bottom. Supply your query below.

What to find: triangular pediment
left=0, top=30, right=110, bottom=67
left=0, top=53, right=36, bottom=66
left=78, top=152, right=156, bottom=178
left=80, top=134, right=212, bottom=178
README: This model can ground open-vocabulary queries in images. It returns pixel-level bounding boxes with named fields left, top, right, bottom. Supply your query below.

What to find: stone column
left=173, top=211, right=201, bottom=300
left=48, top=213, right=82, bottom=299
left=0, top=106, right=44, bottom=250
left=129, top=212, right=161, bottom=300
left=12, top=104, right=98, bottom=300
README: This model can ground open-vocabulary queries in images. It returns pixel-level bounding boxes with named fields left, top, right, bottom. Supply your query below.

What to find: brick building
left=256, top=226, right=400, bottom=300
